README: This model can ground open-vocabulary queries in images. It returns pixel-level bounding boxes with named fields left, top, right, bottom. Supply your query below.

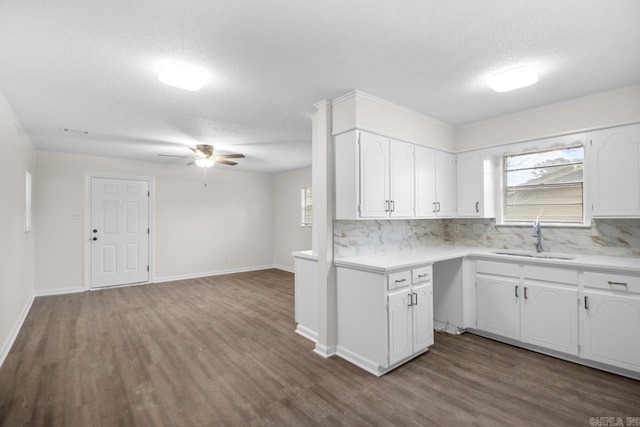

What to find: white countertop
left=292, top=250, right=318, bottom=261
left=333, top=245, right=640, bottom=274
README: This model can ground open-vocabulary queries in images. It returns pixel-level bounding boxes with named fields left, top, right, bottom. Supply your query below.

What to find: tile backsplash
left=334, top=218, right=640, bottom=258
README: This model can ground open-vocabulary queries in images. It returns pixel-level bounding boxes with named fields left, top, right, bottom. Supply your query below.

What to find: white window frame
left=495, top=133, right=590, bottom=228
left=300, top=185, right=312, bottom=227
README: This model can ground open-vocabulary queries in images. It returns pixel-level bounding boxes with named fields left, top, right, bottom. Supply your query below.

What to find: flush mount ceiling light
left=194, top=157, right=215, bottom=168
left=488, top=65, right=539, bottom=93
left=158, top=62, right=206, bottom=91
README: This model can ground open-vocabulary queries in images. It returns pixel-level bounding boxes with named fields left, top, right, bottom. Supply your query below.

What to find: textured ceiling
left=1, top=0, right=639, bottom=173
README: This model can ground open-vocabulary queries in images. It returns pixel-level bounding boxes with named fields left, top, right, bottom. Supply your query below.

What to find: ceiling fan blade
left=214, top=153, right=245, bottom=159
left=157, top=154, right=194, bottom=158
left=188, top=146, right=199, bottom=154
left=215, top=159, right=238, bottom=166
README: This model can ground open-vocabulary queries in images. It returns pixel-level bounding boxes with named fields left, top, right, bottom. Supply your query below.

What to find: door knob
left=92, top=237, right=98, bottom=241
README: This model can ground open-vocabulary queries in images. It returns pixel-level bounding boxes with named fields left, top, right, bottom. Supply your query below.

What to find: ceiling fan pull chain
left=203, top=167, right=207, bottom=187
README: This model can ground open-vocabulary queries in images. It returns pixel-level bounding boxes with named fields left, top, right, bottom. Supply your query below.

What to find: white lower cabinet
left=475, top=259, right=640, bottom=376
left=476, top=260, right=579, bottom=356
left=336, top=264, right=434, bottom=376
left=388, top=283, right=433, bottom=365
left=476, top=275, right=520, bottom=340
left=521, top=282, right=578, bottom=355
left=581, top=272, right=640, bottom=372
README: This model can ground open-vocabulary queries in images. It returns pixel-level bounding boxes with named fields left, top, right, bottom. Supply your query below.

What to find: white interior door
left=91, top=177, right=149, bottom=288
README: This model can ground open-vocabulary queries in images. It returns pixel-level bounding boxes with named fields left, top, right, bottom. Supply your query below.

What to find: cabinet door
left=435, top=150, right=456, bottom=217
left=359, top=132, right=390, bottom=218
left=414, top=145, right=436, bottom=217
left=388, top=290, right=412, bottom=365
left=389, top=140, right=414, bottom=217
left=412, top=283, right=434, bottom=353
left=590, top=123, right=640, bottom=217
left=476, top=275, right=520, bottom=340
left=456, top=151, right=481, bottom=217
left=582, top=290, right=640, bottom=371
left=521, top=282, right=578, bottom=355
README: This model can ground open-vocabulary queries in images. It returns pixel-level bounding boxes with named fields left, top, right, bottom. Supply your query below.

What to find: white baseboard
left=153, top=264, right=279, bottom=283
left=35, top=286, right=86, bottom=297
left=336, top=346, right=383, bottom=376
left=294, top=324, right=318, bottom=343
left=274, top=264, right=294, bottom=273
left=0, top=294, right=34, bottom=369
left=313, top=343, right=337, bottom=358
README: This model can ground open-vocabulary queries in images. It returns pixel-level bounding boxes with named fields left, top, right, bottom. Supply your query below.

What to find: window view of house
left=503, top=146, right=585, bottom=224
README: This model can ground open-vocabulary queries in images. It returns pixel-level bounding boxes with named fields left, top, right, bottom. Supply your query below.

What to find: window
left=503, top=145, right=584, bottom=224
left=301, top=186, right=312, bottom=226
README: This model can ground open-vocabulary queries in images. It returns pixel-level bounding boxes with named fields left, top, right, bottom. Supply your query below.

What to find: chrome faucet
left=532, top=220, right=543, bottom=253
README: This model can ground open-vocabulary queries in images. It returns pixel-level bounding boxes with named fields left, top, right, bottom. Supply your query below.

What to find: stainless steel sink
left=492, top=250, right=575, bottom=260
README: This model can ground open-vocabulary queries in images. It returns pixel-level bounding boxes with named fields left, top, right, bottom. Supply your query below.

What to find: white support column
left=312, top=100, right=337, bottom=357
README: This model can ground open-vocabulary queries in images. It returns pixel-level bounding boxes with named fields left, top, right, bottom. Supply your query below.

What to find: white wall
left=0, top=96, right=35, bottom=364
left=34, top=151, right=275, bottom=292
left=272, top=167, right=312, bottom=271
left=456, top=86, right=640, bottom=150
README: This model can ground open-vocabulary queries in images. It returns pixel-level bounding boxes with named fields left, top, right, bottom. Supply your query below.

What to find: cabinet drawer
left=477, top=260, right=519, bottom=277
left=388, top=270, right=411, bottom=290
left=412, top=265, right=433, bottom=284
left=583, top=271, right=640, bottom=294
left=523, top=265, right=577, bottom=285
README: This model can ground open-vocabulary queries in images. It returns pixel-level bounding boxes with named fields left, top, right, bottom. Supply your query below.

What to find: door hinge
left=591, top=204, right=594, bottom=211
left=146, top=265, right=149, bottom=272
left=589, top=139, right=592, bottom=147
left=147, top=228, right=150, bottom=234
left=578, top=344, right=581, bottom=353
left=147, top=191, right=150, bottom=197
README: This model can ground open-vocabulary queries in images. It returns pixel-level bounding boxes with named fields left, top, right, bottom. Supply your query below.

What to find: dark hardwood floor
left=1, top=269, right=638, bottom=426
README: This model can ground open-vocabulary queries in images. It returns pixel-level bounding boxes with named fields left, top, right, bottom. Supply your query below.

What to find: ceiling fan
left=158, top=144, right=245, bottom=167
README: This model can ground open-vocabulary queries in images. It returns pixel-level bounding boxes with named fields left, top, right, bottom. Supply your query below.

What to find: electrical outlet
left=71, top=212, right=81, bottom=218
left=453, top=224, right=461, bottom=234
left=473, top=224, right=484, bottom=233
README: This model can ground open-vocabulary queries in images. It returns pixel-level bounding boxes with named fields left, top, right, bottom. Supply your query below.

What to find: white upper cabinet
left=456, top=150, right=495, bottom=218
left=389, top=140, right=415, bottom=218
left=414, top=146, right=456, bottom=217
left=589, top=123, right=640, bottom=217
left=335, top=130, right=415, bottom=219
left=414, top=145, right=436, bottom=217
left=359, top=132, right=390, bottom=218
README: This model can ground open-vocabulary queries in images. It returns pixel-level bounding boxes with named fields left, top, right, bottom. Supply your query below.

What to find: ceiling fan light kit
left=194, top=157, right=215, bottom=168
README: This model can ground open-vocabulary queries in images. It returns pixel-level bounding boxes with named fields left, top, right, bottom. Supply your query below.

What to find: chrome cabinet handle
left=607, top=281, right=628, bottom=287
left=515, top=285, right=519, bottom=298
left=524, top=287, right=528, bottom=299
left=413, top=292, right=418, bottom=306
left=390, top=200, right=395, bottom=212
left=584, top=296, right=589, bottom=310
left=436, top=202, right=441, bottom=212
left=395, top=278, right=406, bottom=283
left=418, top=273, right=428, bottom=278
left=432, top=202, right=436, bottom=213
left=408, top=293, right=413, bottom=307
left=385, top=200, right=390, bottom=212
left=475, top=201, right=480, bottom=213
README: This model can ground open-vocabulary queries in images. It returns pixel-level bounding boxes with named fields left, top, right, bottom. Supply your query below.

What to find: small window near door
left=301, top=186, right=312, bottom=226
left=503, top=145, right=585, bottom=224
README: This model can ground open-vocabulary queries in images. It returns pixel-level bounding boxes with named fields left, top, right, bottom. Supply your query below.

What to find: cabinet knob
left=92, top=237, right=98, bottom=241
